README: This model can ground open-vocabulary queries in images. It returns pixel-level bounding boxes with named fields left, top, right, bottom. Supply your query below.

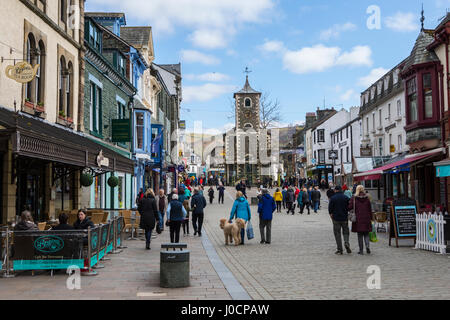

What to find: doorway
left=16, top=158, right=46, bottom=222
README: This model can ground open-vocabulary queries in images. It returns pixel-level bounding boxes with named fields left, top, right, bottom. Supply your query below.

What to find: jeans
left=158, top=211, right=165, bottom=230
left=169, top=221, right=182, bottom=243
left=333, top=220, right=350, bottom=251
left=358, top=232, right=370, bottom=251
left=240, top=227, right=245, bottom=245
left=218, top=193, right=224, bottom=204
left=313, top=201, right=320, bottom=212
left=192, top=213, right=204, bottom=234
left=259, top=219, right=272, bottom=243
left=286, top=202, right=294, bottom=213
left=182, top=219, right=189, bottom=234
left=276, top=201, right=282, bottom=212
left=144, top=228, right=153, bottom=246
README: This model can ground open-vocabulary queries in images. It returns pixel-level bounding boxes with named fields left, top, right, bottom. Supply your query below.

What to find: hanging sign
left=5, top=61, right=39, bottom=83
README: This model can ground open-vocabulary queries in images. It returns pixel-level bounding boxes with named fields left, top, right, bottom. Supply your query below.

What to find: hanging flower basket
left=80, top=173, right=94, bottom=187
left=108, top=175, right=119, bottom=188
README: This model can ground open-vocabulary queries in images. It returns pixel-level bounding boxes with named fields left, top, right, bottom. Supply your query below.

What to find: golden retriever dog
left=220, top=218, right=246, bottom=246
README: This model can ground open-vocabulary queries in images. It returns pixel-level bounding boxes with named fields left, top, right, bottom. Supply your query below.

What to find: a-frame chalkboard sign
left=389, top=198, right=418, bottom=248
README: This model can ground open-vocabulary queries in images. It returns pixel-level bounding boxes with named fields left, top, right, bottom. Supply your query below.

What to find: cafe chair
left=68, top=213, right=78, bottom=225
left=91, top=213, right=104, bottom=225
left=38, top=222, right=47, bottom=231
left=374, top=212, right=388, bottom=233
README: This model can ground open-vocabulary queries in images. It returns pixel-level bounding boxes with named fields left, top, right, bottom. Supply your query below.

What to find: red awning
left=353, top=152, right=442, bottom=182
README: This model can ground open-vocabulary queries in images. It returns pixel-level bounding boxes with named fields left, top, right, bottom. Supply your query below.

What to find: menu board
left=389, top=199, right=418, bottom=247
left=394, top=206, right=417, bottom=237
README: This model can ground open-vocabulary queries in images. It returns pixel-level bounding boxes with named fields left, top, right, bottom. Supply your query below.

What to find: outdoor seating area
left=0, top=216, right=126, bottom=277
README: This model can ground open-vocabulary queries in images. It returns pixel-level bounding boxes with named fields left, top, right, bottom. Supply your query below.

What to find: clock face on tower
left=244, top=110, right=252, bottom=118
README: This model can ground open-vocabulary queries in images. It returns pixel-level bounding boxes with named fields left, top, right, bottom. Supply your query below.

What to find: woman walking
left=166, top=194, right=187, bottom=243
left=138, top=189, right=159, bottom=250
left=229, top=191, right=252, bottom=245
left=273, top=188, right=283, bottom=213
left=348, top=185, right=374, bottom=255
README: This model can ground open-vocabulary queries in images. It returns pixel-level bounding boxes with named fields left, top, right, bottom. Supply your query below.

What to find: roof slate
left=120, top=27, right=152, bottom=48
left=403, top=30, right=439, bottom=70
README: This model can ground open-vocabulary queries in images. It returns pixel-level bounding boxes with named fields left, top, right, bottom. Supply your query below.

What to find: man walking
left=217, top=184, right=225, bottom=204
left=311, top=186, right=321, bottom=213
left=328, top=186, right=351, bottom=255
left=191, top=188, right=207, bottom=236
left=156, top=189, right=168, bottom=231
left=258, top=189, right=276, bottom=244
left=286, top=187, right=295, bottom=215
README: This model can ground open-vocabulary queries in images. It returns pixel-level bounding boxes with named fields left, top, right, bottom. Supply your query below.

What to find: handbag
left=246, top=220, right=254, bottom=240
left=369, top=222, right=378, bottom=242
left=348, top=197, right=357, bottom=223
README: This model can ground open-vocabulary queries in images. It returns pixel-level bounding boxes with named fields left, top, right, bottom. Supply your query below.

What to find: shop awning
left=0, top=106, right=135, bottom=174
left=354, top=152, right=442, bottom=182
left=434, top=159, right=450, bottom=178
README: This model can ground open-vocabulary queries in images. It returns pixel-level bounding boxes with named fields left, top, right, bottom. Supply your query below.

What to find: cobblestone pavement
left=202, top=187, right=450, bottom=300
left=0, top=226, right=231, bottom=300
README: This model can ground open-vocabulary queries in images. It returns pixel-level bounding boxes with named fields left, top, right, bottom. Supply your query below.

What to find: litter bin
left=160, top=243, right=190, bottom=288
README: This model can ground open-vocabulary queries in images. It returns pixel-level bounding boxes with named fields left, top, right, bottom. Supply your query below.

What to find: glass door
left=17, top=165, right=46, bottom=222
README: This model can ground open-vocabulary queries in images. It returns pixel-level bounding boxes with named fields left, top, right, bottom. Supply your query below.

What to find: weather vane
left=244, top=67, right=252, bottom=76
left=421, top=3, right=425, bottom=31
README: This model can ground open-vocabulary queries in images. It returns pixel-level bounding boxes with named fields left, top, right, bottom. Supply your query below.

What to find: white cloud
left=336, top=45, right=372, bottom=67
left=320, top=22, right=357, bottom=41
left=259, top=40, right=286, bottom=53
left=183, top=83, right=236, bottom=103
left=184, top=73, right=231, bottom=82
left=385, top=12, right=419, bottom=32
left=188, top=29, right=229, bottom=49
left=202, top=123, right=236, bottom=135
left=340, top=89, right=356, bottom=102
left=87, top=0, right=275, bottom=49
left=358, top=68, right=389, bottom=87
left=282, top=44, right=372, bottom=74
left=181, top=50, right=220, bottom=65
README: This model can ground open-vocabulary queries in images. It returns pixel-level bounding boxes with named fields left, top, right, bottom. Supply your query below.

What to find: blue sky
left=86, top=0, right=450, bottom=132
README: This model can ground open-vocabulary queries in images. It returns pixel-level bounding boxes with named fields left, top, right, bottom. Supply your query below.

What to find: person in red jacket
left=348, top=185, right=374, bottom=255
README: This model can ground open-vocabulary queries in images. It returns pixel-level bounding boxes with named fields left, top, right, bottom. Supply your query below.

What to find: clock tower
left=234, top=75, right=261, bottom=131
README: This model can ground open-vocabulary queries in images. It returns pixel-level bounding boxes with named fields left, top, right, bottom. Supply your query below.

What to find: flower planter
left=24, top=100, right=35, bottom=109
left=35, top=105, right=45, bottom=112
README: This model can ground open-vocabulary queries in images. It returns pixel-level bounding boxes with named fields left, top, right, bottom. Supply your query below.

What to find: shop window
left=407, top=78, right=418, bottom=123
left=423, top=73, right=433, bottom=119
left=364, top=180, right=372, bottom=189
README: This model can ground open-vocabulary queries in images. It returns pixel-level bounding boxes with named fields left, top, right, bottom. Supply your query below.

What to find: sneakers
left=344, top=243, right=352, bottom=254
left=358, top=251, right=363, bottom=255
left=335, top=250, right=343, bottom=255
left=366, top=248, right=371, bottom=254
left=260, top=240, right=265, bottom=244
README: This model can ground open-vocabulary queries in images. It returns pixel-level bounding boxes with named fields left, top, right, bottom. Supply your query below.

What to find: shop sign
left=360, top=148, right=373, bottom=157
left=338, top=141, right=347, bottom=148
left=96, top=150, right=110, bottom=167
left=5, top=61, right=39, bottom=83
left=111, top=119, right=131, bottom=142
left=179, top=120, right=186, bottom=130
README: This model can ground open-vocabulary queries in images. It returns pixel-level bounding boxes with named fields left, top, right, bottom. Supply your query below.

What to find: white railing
left=415, top=213, right=447, bottom=254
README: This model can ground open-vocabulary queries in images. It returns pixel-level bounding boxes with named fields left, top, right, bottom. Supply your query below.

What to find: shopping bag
left=246, top=220, right=254, bottom=240
left=369, top=222, right=378, bottom=243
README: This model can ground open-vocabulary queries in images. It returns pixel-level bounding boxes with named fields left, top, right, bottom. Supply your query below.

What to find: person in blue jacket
left=257, top=189, right=276, bottom=244
left=281, top=187, right=288, bottom=209
left=229, top=191, right=251, bottom=245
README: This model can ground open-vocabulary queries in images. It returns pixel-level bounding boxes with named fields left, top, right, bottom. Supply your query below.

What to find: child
left=182, top=199, right=190, bottom=235
left=208, top=187, right=215, bottom=204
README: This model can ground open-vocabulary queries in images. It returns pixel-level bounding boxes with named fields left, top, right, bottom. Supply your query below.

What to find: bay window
left=407, top=78, right=418, bottom=122
left=423, top=73, right=433, bottom=119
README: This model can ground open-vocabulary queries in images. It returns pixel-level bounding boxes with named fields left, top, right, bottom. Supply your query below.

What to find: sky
left=85, top=0, right=450, bottom=133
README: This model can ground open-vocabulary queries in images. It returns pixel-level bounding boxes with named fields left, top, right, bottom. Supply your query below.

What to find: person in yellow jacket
left=273, top=188, right=283, bottom=213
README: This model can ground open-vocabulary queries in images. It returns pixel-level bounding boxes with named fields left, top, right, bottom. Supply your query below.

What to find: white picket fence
left=415, top=213, right=447, bottom=254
